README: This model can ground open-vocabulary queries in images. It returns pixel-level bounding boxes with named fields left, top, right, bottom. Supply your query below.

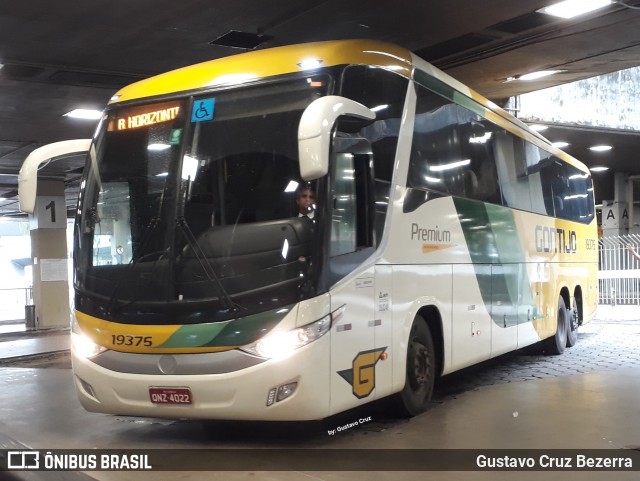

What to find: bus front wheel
left=395, top=316, right=435, bottom=417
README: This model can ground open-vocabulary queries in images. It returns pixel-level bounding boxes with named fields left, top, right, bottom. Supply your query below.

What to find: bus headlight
left=241, top=314, right=331, bottom=359
left=71, top=317, right=108, bottom=359
left=71, top=331, right=108, bottom=359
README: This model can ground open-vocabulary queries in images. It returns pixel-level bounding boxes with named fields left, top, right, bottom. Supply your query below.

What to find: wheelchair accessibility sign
left=191, top=98, right=215, bottom=122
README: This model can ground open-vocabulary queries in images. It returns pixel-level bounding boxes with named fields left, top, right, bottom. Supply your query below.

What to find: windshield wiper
left=176, top=216, right=239, bottom=313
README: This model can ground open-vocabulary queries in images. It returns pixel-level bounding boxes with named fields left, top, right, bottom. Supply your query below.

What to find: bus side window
left=340, top=65, right=407, bottom=246
left=330, top=151, right=358, bottom=256
left=409, top=84, right=493, bottom=202
left=460, top=116, right=502, bottom=204
left=329, top=142, right=375, bottom=257
left=494, top=133, right=532, bottom=212
left=326, top=140, right=377, bottom=286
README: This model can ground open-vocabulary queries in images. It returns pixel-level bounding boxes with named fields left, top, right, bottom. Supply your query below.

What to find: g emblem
left=338, top=347, right=387, bottom=399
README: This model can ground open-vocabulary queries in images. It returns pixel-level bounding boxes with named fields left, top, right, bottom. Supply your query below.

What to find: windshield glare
left=75, top=74, right=330, bottom=324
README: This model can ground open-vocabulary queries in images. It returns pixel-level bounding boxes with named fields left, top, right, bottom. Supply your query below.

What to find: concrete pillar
left=628, top=176, right=640, bottom=235
left=602, top=173, right=630, bottom=237
left=29, top=179, right=70, bottom=330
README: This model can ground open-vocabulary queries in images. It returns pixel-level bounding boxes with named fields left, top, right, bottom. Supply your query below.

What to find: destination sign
left=108, top=101, right=182, bottom=131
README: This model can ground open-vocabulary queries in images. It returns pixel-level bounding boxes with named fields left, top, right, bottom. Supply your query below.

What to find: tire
left=395, top=316, right=436, bottom=417
left=566, top=305, right=578, bottom=348
left=542, top=296, right=568, bottom=355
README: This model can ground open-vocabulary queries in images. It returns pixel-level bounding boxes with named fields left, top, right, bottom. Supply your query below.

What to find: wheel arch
left=573, top=284, right=584, bottom=325
left=559, top=286, right=571, bottom=317
left=415, top=305, right=445, bottom=378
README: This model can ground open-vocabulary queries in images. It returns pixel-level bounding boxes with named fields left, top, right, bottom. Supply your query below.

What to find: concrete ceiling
left=2, top=0, right=640, bottom=216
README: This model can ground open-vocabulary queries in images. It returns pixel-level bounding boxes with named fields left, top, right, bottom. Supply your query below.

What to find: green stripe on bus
left=158, top=305, right=293, bottom=348
left=414, top=69, right=486, bottom=117
left=453, top=198, right=536, bottom=327
left=158, top=321, right=230, bottom=348
left=205, top=307, right=289, bottom=347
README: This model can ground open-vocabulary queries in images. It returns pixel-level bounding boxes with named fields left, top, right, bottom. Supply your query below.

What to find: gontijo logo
left=534, top=225, right=577, bottom=254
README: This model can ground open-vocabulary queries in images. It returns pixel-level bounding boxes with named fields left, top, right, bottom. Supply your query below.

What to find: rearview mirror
left=19, top=139, right=92, bottom=213
left=298, top=96, right=375, bottom=181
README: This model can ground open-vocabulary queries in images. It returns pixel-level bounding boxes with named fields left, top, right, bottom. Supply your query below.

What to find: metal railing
left=599, top=234, right=640, bottom=305
left=0, top=287, right=32, bottom=322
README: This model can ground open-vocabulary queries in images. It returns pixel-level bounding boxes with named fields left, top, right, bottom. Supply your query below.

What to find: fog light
left=276, top=382, right=298, bottom=402
left=266, top=388, right=277, bottom=407
left=77, top=376, right=98, bottom=401
left=266, top=382, right=298, bottom=406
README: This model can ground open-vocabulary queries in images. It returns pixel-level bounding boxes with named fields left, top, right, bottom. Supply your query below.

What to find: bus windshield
left=74, top=73, right=331, bottom=324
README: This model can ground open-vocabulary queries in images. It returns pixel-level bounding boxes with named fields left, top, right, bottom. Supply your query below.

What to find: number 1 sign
left=31, top=195, right=66, bottom=229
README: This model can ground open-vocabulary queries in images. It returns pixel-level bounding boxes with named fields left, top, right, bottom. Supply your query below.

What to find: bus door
left=327, top=140, right=384, bottom=414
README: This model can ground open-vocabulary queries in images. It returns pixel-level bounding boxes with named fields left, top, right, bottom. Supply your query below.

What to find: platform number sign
left=45, top=200, right=56, bottom=223
left=32, top=195, right=66, bottom=229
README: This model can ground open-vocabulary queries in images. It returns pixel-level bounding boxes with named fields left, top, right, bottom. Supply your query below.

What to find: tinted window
left=408, top=80, right=594, bottom=224
left=409, top=84, right=501, bottom=204
left=340, top=66, right=408, bottom=245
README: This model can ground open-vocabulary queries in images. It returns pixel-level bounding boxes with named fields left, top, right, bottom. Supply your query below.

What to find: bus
left=19, top=39, right=598, bottom=420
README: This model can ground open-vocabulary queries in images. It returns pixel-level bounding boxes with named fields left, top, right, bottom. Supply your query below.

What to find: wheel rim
left=558, top=304, right=567, bottom=337
left=570, top=310, right=578, bottom=331
left=408, top=341, right=430, bottom=392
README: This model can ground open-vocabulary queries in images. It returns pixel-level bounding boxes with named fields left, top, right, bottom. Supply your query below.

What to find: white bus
left=19, top=39, right=598, bottom=420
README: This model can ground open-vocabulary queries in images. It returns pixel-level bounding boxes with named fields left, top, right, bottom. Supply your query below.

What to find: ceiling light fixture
left=538, top=0, right=614, bottom=19
left=63, top=109, right=103, bottom=120
left=529, top=124, right=549, bottom=132
left=518, top=70, right=565, bottom=81
left=552, top=141, right=569, bottom=148
left=589, top=144, right=613, bottom=151
left=590, top=166, right=609, bottom=172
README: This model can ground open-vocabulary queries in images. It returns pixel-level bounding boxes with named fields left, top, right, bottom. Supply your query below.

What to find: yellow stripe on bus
left=74, top=311, right=238, bottom=354
left=112, top=40, right=413, bottom=103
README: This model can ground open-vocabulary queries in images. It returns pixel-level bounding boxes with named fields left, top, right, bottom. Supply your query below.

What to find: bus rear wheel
left=395, top=316, right=435, bottom=417
left=566, top=306, right=578, bottom=347
left=542, top=296, right=568, bottom=355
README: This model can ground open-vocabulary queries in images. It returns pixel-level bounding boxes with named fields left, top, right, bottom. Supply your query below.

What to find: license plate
left=149, top=387, right=193, bottom=405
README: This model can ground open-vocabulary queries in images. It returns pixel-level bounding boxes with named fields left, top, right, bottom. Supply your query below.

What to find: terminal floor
left=1, top=306, right=640, bottom=481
